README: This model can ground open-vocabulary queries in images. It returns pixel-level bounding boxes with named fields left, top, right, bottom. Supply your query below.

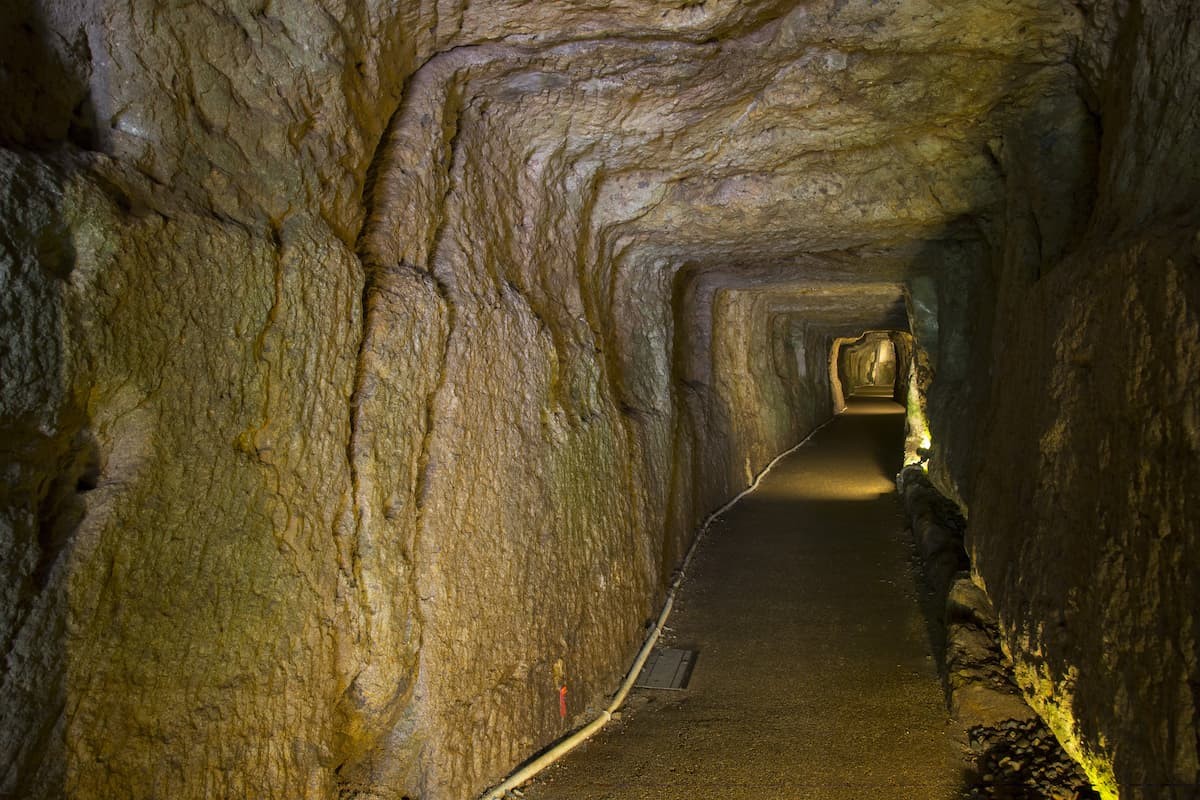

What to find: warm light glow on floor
left=753, top=477, right=898, bottom=502
left=844, top=397, right=905, bottom=416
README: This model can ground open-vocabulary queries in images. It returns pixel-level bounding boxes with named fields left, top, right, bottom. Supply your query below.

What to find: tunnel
left=0, top=2, right=1197, bottom=799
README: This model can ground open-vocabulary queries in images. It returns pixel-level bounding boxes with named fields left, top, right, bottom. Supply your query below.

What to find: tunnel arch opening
left=829, top=329, right=914, bottom=414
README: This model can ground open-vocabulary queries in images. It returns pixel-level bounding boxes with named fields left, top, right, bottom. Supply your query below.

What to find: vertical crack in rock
left=411, top=275, right=456, bottom=519
left=337, top=45, right=475, bottom=795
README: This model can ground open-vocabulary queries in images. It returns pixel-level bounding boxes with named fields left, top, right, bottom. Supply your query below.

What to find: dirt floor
left=520, top=393, right=967, bottom=799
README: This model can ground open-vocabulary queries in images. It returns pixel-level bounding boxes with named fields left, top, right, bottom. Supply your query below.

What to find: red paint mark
left=559, top=685, right=568, bottom=719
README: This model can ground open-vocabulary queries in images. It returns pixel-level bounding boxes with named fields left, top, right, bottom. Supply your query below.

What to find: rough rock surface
left=0, top=149, right=364, bottom=799
left=833, top=330, right=908, bottom=409
left=0, top=1, right=1195, bottom=799
left=897, top=466, right=1100, bottom=800
left=965, top=717, right=1101, bottom=800
left=961, top=1, right=1200, bottom=795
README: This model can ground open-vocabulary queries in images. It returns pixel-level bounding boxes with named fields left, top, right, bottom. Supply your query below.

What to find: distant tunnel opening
left=829, top=329, right=914, bottom=414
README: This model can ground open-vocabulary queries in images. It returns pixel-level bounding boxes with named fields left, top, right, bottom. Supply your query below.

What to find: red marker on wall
left=559, top=685, right=568, bottom=719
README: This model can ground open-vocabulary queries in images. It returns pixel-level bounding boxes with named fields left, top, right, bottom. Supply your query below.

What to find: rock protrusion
left=897, top=465, right=1099, bottom=799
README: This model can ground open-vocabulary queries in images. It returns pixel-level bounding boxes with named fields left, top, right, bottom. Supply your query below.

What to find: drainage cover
left=634, top=647, right=698, bottom=690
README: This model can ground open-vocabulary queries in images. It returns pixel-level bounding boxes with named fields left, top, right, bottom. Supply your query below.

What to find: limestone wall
left=0, top=7, right=916, bottom=793
left=927, top=0, right=1200, bottom=793
left=0, top=151, right=364, bottom=799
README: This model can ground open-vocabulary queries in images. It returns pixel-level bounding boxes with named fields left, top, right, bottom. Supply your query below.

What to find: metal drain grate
left=634, top=647, right=698, bottom=690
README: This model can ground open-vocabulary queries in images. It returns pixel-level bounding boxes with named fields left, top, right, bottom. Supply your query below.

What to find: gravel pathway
left=520, top=395, right=966, bottom=799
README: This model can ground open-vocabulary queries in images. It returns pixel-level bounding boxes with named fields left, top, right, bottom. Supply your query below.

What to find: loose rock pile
left=965, top=717, right=1100, bottom=799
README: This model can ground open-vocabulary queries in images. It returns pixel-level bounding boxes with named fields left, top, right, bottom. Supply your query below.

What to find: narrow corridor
left=523, top=395, right=965, bottom=799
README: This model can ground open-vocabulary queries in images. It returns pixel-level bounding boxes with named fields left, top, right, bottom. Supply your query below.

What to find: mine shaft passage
left=522, top=395, right=964, bottom=799
left=831, top=330, right=909, bottom=412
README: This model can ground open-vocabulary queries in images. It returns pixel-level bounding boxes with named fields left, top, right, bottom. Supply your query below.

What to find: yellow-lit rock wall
left=1, top=11, right=900, bottom=792
left=0, top=151, right=364, bottom=798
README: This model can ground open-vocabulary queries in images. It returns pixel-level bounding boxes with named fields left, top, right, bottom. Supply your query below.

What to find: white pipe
left=479, top=415, right=840, bottom=800
left=479, top=594, right=674, bottom=800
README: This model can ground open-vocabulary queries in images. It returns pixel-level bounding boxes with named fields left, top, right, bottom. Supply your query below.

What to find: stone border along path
left=518, top=395, right=967, bottom=799
left=896, top=466, right=1101, bottom=800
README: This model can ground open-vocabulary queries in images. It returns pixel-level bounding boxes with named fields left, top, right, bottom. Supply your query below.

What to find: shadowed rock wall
left=958, top=1, right=1200, bottom=794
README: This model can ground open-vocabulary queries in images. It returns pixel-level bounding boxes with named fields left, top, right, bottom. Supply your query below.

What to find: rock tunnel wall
left=1, top=5, right=910, bottom=798
left=0, top=151, right=365, bottom=799
left=944, top=0, right=1200, bottom=794
left=0, top=142, right=851, bottom=799
left=0, top=1, right=1195, bottom=799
